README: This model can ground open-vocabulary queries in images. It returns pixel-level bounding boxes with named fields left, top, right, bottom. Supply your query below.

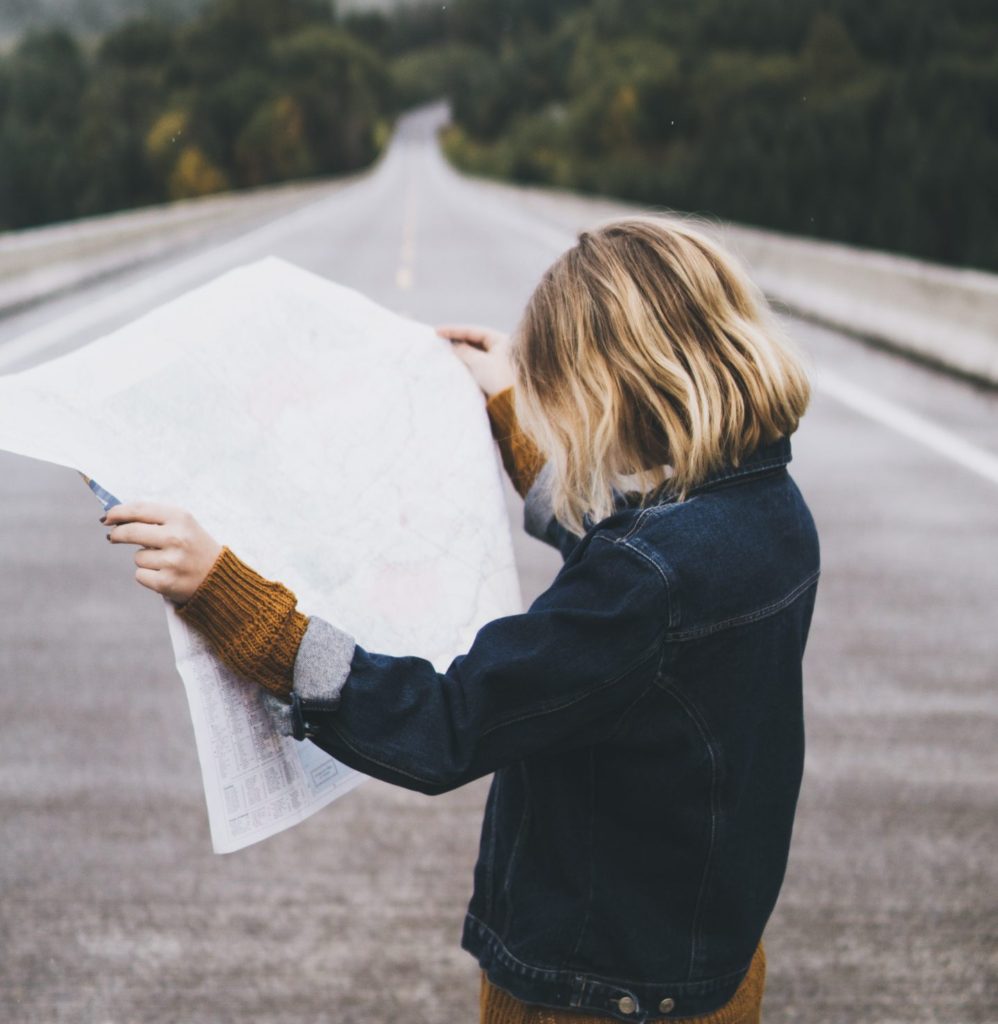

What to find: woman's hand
left=436, top=323, right=515, bottom=398
left=103, top=501, right=223, bottom=605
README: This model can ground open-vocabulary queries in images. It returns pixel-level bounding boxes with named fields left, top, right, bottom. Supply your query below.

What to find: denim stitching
left=479, top=637, right=664, bottom=737
left=465, top=913, right=752, bottom=991
left=665, top=569, right=820, bottom=641
left=617, top=537, right=680, bottom=629
left=501, top=762, right=531, bottom=934
left=466, top=913, right=571, bottom=975
left=589, top=530, right=668, bottom=589
left=589, top=531, right=678, bottom=628
left=484, top=772, right=501, bottom=918
left=310, top=639, right=663, bottom=789
left=635, top=456, right=790, bottom=519
left=612, top=535, right=670, bottom=590
left=315, top=721, right=441, bottom=788
left=687, top=457, right=788, bottom=493
left=661, top=685, right=720, bottom=981
left=568, top=747, right=596, bottom=962
left=603, top=681, right=659, bottom=744
left=620, top=503, right=658, bottom=543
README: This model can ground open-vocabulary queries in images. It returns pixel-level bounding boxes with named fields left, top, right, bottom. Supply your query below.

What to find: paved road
left=1, top=106, right=995, bottom=1024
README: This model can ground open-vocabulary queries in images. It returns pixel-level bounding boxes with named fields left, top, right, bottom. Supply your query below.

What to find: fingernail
left=105, top=533, right=111, bottom=542
left=99, top=514, right=106, bottom=523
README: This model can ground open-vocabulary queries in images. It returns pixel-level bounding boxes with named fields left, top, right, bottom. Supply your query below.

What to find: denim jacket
left=278, top=435, right=819, bottom=1021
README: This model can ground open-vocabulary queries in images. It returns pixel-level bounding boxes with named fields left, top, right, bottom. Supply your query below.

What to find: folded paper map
left=0, top=258, right=522, bottom=852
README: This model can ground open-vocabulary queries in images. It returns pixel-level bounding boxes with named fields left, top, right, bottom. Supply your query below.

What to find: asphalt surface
left=1, top=106, right=995, bottom=1024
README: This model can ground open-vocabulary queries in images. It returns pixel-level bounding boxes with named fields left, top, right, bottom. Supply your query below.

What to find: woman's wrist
left=176, top=546, right=307, bottom=701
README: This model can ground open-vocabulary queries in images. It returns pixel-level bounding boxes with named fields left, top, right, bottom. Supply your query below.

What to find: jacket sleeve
left=283, top=534, right=669, bottom=795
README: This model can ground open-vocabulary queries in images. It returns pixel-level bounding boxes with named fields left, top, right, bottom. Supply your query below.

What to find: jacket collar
left=634, top=435, right=792, bottom=509
left=688, top=434, right=793, bottom=495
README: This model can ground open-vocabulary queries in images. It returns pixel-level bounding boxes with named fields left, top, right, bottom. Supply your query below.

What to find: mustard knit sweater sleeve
left=175, top=387, right=543, bottom=700
left=484, top=386, right=545, bottom=499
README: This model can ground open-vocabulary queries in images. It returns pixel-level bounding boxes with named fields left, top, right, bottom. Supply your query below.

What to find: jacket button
left=658, top=997, right=675, bottom=1013
left=616, top=996, right=637, bottom=1015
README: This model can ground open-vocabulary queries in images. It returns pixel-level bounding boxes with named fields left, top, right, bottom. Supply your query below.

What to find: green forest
left=1, top=0, right=996, bottom=271
left=0, top=0, right=392, bottom=229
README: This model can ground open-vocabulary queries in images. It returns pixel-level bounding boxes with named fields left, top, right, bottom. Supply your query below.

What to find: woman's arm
left=106, top=503, right=669, bottom=794
left=175, top=546, right=306, bottom=700
left=436, top=324, right=545, bottom=498
left=257, top=534, right=669, bottom=795
left=103, top=503, right=305, bottom=698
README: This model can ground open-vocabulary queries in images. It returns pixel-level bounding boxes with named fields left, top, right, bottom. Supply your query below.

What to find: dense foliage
left=417, top=0, right=997, bottom=271
left=0, top=0, right=390, bottom=229
left=1, top=0, right=994, bottom=271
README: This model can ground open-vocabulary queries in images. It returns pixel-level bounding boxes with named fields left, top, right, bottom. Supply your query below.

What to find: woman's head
left=512, top=217, right=811, bottom=534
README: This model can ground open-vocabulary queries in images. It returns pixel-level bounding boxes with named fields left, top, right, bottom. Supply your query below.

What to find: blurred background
left=1, top=0, right=996, bottom=269
left=0, top=2, right=995, bottom=1023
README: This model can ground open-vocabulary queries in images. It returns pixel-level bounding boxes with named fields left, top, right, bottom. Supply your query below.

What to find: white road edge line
left=816, top=368, right=998, bottom=487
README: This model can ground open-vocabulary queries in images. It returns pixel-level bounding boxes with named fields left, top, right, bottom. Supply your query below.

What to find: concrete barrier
left=0, top=177, right=351, bottom=318
left=462, top=175, right=998, bottom=387
left=717, top=224, right=998, bottom=387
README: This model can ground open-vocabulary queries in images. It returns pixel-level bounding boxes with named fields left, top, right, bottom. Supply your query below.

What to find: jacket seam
left=616, top=535, right=668, bottom=589
left=618, top=538, right=680, bottom=629
left=484, top=772, right=501, bottom=919
left=591, top=531, right=677, bottom=628
left=311, top=641, right=664, bottom=790
left=567, top=747, right=596, bottom=963
left=661, top=684, right=721, bottom=981
left=479, top=636, right=664, bottom=738
left=665, top=568, right=820, bottom=641
left=620, top=504, right=658, bottom=543
left=686, top=457, right=789, bottom=493
left=501, top=762, right=531, bottom=935
left=312, top=720, right=442, bottom=788
left=465, top=913, right=753, bottom=991
left=603, top=680, right=659, bottom=744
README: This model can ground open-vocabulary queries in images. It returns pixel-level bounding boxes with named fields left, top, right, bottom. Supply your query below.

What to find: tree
left=272, top=26, right=388, bottom=172
left=236, top=95, right=314, bottom=185
left=0, top=29, right=87, bottom=227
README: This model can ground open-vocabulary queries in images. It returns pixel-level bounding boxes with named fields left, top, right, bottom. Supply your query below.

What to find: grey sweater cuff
left=523, top=461, right=557, bottom=541
left=263, top=616, right=357, bottom=738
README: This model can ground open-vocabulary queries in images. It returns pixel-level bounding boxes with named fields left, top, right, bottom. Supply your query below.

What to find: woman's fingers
left=103, top=501, right=173, bottom=526
left=435, top=324, right=503, bottom=351
left=450, top=341, right=486, bottom=369
left=134, top=567, right=167, bottom=594
left=102, top=500, right=221, bottom=604
left=133, top=547, right=171, bottom=570
left=107, top=521, right=166, bottom=548
left=444, top=327, right=515, bottom=397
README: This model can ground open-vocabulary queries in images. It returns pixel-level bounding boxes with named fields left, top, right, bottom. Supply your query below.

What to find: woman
left=104, top=218, right=819, bottom=1023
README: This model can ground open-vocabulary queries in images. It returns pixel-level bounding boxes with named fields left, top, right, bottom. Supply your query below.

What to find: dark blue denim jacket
left=280, top=435, right=819, bottom=1021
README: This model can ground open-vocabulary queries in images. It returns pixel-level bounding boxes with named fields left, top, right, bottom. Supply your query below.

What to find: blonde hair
left=511, top=217, right=811, bottom=536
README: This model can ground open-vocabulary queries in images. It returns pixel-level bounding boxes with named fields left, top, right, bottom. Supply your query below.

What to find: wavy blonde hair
left=511, top=217, right=811, bottom=535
